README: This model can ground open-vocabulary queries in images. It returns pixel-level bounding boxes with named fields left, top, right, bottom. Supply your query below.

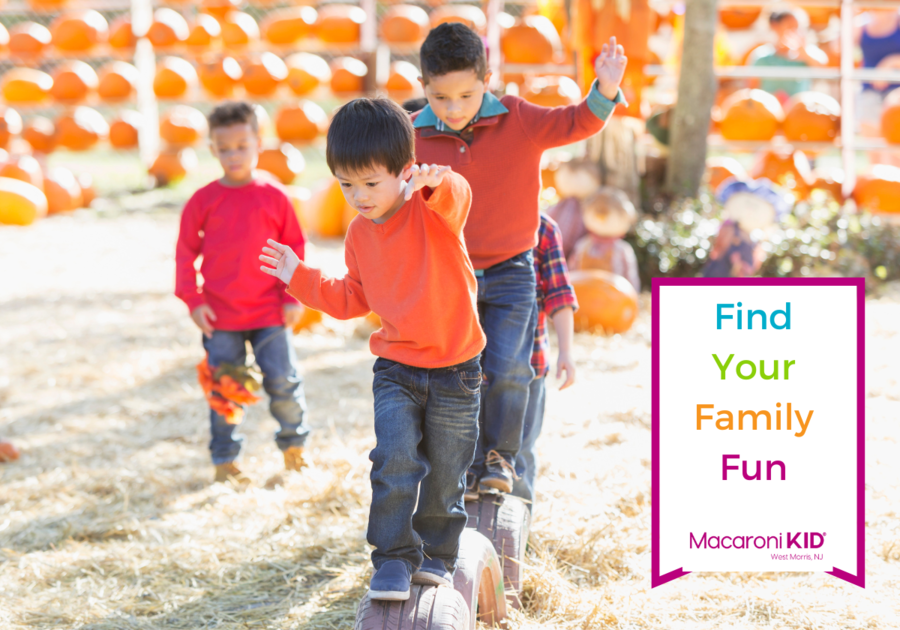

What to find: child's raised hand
left=260, top=239, right=301, bottom=285
left=594, top=36, right=628, bottom=101
left=191, top=304, right=217, bottom=338
left=556, top=349, right=576, bottom=390
left=404, top=164, right=452, bottom=201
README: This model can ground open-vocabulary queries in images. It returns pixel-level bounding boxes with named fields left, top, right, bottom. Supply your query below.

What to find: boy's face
left=334, top=162, right=413, bottom=225
left=210, top=123, right=260, bottom=185
left=421, top=70, right=492, bottom=131
left=772, top=15, right=801, bottom=44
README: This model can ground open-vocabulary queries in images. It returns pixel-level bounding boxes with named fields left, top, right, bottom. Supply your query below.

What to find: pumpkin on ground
left=154, top=57, right=199, bottom=99
left=385, top=61, right=422, bottom=99
left=880, top=87, right=900, bottom=144
left=221, top=11, right=260, bottom=48
left=22, top=117, right=58, bottom=154
left=810, top=167, right=845, bottom=200
left=853, top=165, right=900, bottom=213
left=283, top=184, right=311, bottom=231
left=330, top=57, right=368, bottom=94
left=242, top=52, right=288, bottom=96
left=78, top=172, right=95, bottom=207
left=381, top=5, right=430, bottom=44
left=286, top=53, right=331, bottom=96
left=0, top=107, right=23, bottom=149
left=44, top=166, right=83, bottom=213
left=783, top=91, right=841, bottom=142
left=147, top=8, right=190, bottom=48
left=2, top=68, right=53, bottom=104
left=98, top=61, right=139, bottom=101
left=108, top=15, right=135, bottom=49
left=570, top=269, right=639, bottom=334
left=109, top=110, right=142, bottom=149
left=522, top=75, right=581, bottom=108
left=50, top=60, right=98, bottom=103
left=275, top=100, right=328, bottom=142
left=717, top=88, right=784, bottom=141
left=198, top=55, right=243, bottom=98
left=8, top=22, right=52, bottom=57
left=501, top=15, right=561, bottom=64
left=429, top=4, right=486, bottom=33
left=749, top=149, right=813, bottom=199
left=51, top=10, right=108, bottom=52
left=262, top=7, right=317, bottom=45
left=0, top=154, right=43, bottom=187
left=0, top=177, right=47, bottom=226
left=316, top=5, right=365, bottom=44
left=186, top=14, right=222, bottom=49
left=150, top=147, right=198, bottom=186
left=719, top=6, right=761, bottom=29
left=304, top=178, right=356, bottom=237
left=160, top=105, right=208, bottom=146
left=56, top=106, right=109, bottom=151
left=706, top=156, right=747, bottom=190
left=292, top=306, right=323, bottom=333
left=257, top=143, right=305, bottom=184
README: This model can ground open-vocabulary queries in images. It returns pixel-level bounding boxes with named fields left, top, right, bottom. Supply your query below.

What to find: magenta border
left=651, top=277, right=865, bottom=588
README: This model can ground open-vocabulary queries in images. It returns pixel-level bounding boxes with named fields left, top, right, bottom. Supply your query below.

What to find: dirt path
left=1, top=210, right=899, bottom=629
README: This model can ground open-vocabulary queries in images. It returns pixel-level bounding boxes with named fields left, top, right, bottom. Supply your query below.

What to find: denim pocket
left=373, top=358, right=402, bottom=376
left=456, top=370, right=482, bottom=395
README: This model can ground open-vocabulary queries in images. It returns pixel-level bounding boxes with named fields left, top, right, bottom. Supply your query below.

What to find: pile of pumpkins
left=718, top=5, right=839, bottom=31
left=715, top=89, right=842, bottom=143
left=0, top=150, right=95, bottom=227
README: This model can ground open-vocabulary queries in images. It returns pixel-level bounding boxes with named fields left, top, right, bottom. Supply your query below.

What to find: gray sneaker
left=411, top=557, right=452, bottom=587
left=478, top=450, right=517, bottom=494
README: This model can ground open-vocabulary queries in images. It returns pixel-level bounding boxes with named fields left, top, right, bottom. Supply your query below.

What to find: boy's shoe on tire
left=478, top=450, right=516, bottom=494
left=369, top=560, right=411, bottom=601
left=214, top=462, right=250, bottom=485
left=463, top=471, right=480, bottom=502
left=411, top=557, right=453, bottom=587
left=283, top=446, right=306, bottom=471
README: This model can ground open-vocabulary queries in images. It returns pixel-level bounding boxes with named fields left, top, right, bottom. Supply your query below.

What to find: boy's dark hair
left=326, top=98, right=414, bottom=177
left=420, top=23, right=487, bottom=83
left=769, top=9, right=798, bottom=25
left=207, top=101, right=259, bottom=132
left=401, top=97, right=429, bottom=114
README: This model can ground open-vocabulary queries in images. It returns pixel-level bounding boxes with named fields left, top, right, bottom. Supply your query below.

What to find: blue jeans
left=367, top=355, right=481, bottom=573
left=470, top=250, right=538, bottom=474
left=511, top=376, right=545, bottom=511
left=202, top=327, right=309, bottom=465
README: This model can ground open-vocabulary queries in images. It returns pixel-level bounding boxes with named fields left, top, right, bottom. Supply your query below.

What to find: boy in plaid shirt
left=469, top=214, right=577, bottom=509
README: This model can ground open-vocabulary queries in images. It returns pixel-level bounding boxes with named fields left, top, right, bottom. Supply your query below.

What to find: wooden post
left=664, top=0, right=717, bottom=197
left=132, top=0, right=158, bottom=168
left=840, top=0, right=856, bottom=199
left=361, top=0, right=379, bottom=93
left=486, top=0, right=502, bottom=90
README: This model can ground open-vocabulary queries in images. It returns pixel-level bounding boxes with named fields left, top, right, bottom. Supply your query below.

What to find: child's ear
left=417, top=76, right=425, bottom=89
left=482, top=72, right=493, bottom=91
left=401, top=161, right=416, bottom=179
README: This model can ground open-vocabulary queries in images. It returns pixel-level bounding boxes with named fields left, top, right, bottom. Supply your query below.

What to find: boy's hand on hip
left=556, top=350, right=576, bottom=390
left=260, top=239, right=300, bottom=285
left=403, top=164, right=452, bottom=201
left=283, top=304, right=303, bottom=329
left=191, top=304, right=217, bottom=338
left=594, top=36, right=628, bottom=101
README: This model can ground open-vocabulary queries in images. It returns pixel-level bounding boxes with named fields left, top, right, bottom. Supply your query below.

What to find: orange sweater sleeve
left=419, top=171, right=472, bottom=235
left=286, top=232, right=371, bottom=319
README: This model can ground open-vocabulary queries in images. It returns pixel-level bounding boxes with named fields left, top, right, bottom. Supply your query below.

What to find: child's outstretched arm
left=260, top=238, right=370, bottom=320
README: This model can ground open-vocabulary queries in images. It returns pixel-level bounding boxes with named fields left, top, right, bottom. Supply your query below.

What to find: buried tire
left=354, top=584, right=469, bottom=630
left=465, top=494, right=531, bottom=609
left=453, top=529, right=507, bottom=628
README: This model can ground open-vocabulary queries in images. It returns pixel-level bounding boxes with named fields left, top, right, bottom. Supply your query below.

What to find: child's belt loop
left=474, top=269, right=484, bottom=277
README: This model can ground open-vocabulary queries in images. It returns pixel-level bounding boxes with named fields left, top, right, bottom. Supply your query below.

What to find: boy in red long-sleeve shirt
left=175, top=102, right=310, bottom=485
left=414, top=24, right=627, bottom=493
left=260, top=98, right=484, bottom=602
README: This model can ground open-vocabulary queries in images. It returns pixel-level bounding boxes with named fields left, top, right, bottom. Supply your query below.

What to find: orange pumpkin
left=501, top=15, right=561, bottom=64
left=149, top=147, right=198, bottom=186
left=285, top=52, right=331, bottom=95
left=719, top=6, right=761, bottom=29
left=98, top=61, right=139, bottom=102
left=810, top=167, right=845, bottom=201
left=198, top=55, right=243, bottom=97
left=201, top=0, right=241, bottom=19
left=381, top=5, right=430, bottom=43
left=242, top=52, right=288, bottom=96
left=50, top=60, right=98, bottom=103
left=330, top=57, right=368, bottom=94
left=0, top=107, right=23, bottom=149
left=783, top=91, right=841, bottom=142
left=316, top=5, right=365, bottom=44
left=56, top=106, right=109, bottom=151
left=186, top=14, right=222, bottom=49
left=305, top=178, right=355, bottom=237
left=385, top=61, right=422, bottom=99
left=706, top=156, right=747, bottom=190
left=8, top=22, right=52, bottom=58
left=44, top=166, right=83, bottom=213
left=108, top=15, right=135, bottom=50
left=30, top=0, right=70, bottom=7
left=750, top=149, right=812, bottom=198
left=257, top=143, right=305, bottom=184
left=109, top=110, right=143, bottom=149
left=570, top=269, right=639, bottom=334
left=283, top=184, right=311, bottom=230
left=51, top=10, right=108, bottom=52
left=522, top=75, right=581, bottom=108
left=718, top=88, right=784, bottom=141
left=807, top=8, right=839, bottom=30
left=429, top=4, right=486, bottom=34
left=0, top=441, right=19, bottom=462
left=78, top=172, right=95, bottom=206
left=154, top=56, right=198, bottom=99
left=262, top=7, right=317, bottom=45
left=147, top=8, right=190, bottom=48
left=0, top=178, right=47, bottom=226
left=0, top=154, right=44, bottom=187
left=275, top=100, right=328, bottom=143
left=221, top=11, right=259, bottom=48
left=2, top=68, right=53, bottom=104
left=742, top=43, right=773, bottom=66
left=881, top=87, right=900, bottom=144
left=853, top=166, right=900, bottom=213
left=291, top=306, right=323, bottom=333
left=22, top=117, right=57, bottom=154
left=160, top=105, right=208, bottom=147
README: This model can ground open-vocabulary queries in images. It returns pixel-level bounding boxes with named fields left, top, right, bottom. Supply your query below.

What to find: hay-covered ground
left=2, top=207, right=899, bottom=629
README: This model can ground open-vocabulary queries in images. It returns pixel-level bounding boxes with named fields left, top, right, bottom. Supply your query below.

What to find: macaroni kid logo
left=689, top=531, right=826, bottom=551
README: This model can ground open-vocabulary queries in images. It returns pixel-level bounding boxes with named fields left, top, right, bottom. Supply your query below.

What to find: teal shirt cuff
left=585, top=81, right=627, bottom=121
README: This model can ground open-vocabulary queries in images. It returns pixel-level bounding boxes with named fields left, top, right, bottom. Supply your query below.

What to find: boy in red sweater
left=414, top=24, right=627, bottom=493
left=259, top=99, right=484, bottom=601
left=175, top=102, right=309, bottom=485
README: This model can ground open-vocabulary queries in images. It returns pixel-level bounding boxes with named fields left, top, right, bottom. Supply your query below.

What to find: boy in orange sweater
left=414, top=24, right=627, bottom=493
left=259, top=98, right=484, bottom=601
